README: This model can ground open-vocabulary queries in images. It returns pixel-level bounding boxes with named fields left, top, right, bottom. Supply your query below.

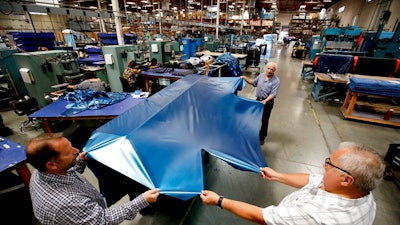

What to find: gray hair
left=267, top=61, right=277, bottom=70
left=336, top=142, right=386, bottom=193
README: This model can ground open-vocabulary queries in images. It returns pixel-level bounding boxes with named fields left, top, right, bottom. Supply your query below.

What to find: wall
left=386, top=0, right=400, bottom=32
left=276, top=13, right=293, bottom=27
left=332, top=0, right=399, bottom=32
left=333, top=0, right=365, bottom=27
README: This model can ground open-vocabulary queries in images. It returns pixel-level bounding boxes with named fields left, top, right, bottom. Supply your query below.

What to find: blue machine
left=316, top=26, right=363, bottom=56
left=373, top=25, right=400, bottom=58
left=309, top=35, right=322, bottom=60
left=181, top=37, right=202, bottom=60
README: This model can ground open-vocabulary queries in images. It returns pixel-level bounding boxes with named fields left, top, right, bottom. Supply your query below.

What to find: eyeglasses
left=324, top=158, right=352, bottom=176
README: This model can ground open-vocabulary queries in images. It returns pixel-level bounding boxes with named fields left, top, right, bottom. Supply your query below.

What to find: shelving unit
left=97, top=33, right=137, bottom=45
left=289, top=18, right=319, bottom=38
left=289, top=18, right=330, bottom=38
left=8, top=32, right=55, bottom=52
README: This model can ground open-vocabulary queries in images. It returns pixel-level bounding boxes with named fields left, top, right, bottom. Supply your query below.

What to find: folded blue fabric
left=348, top=77, right=400, bottom=97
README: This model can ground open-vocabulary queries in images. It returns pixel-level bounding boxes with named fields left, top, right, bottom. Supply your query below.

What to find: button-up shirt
left=29, top=159, right=148, bottom=225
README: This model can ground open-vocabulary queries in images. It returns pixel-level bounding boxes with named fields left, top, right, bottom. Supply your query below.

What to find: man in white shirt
left=200, top=142, right=386, bottom=225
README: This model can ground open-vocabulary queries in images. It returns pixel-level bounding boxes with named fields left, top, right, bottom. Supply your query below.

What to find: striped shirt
left=263, top=174, right=376, bottom=225
left=29, top=159, right=149, bottom=225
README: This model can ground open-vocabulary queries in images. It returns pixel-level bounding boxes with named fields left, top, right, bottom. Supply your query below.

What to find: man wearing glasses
left=200, top=142, right=386, bottom=225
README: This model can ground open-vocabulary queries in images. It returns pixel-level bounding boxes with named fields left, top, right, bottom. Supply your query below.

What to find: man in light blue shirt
left=241, top=62, right=280, bottom=145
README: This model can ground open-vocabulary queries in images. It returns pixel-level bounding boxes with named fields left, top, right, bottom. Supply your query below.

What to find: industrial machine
left=372, top=24, right=400, bottom=58
left=149, top=40, right=183, bottom=66
left=0, top=48, right=29, bottom=98
left=321, top=26, right=363, bottom=52
left=102, top=43, right=150, bottom=92
left=163, top=41, right=184, bottom=65
left=308, top=26, right=364, bottom=60
left=12, top=50, right=83, bottom=107
left=309, top=35, right=322, bottom=60
left=181, top=37, right=203, bottom=60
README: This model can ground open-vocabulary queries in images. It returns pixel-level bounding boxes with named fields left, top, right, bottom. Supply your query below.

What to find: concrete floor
left=1, top=44, right=400, bottom=225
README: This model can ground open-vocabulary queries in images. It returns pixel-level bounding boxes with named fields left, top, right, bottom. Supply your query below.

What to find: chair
left=13, top=96, right=40, bottom=132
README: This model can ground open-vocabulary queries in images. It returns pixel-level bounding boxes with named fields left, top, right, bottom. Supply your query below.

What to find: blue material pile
left=59, top=90, right=129, bottom=115
left=214, top=52, right=243, bottom=77
left=316, top=54, right=354, bottom=74
left=348, top=77, right=400, bottom=97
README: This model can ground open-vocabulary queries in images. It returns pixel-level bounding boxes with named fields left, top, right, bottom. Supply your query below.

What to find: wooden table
left=340, top=75, right=400, bottom=127
left=311, top=72, right=348, bottom=101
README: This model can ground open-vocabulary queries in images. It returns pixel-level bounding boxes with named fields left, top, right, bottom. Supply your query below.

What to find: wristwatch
left=217, top=196, right=224, bottom=209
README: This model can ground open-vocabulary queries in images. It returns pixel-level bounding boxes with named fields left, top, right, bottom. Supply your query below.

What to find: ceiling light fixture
left=305, top=1, right=320, bottom=4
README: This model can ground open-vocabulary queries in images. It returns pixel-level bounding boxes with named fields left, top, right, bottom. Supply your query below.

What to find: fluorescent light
left=30, top=12, right=48, bottom=15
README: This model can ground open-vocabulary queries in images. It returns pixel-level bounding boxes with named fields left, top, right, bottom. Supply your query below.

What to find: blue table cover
left=84, top=75, right=266, bottom=200
left=348, top=77, right=400, bottom=98
left=0, top=137, right=26, bottom=173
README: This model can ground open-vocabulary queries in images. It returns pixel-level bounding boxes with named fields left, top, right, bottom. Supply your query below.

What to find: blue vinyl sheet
left=348, top=77, right=400, bottom=97
left=83, top=75, right=266, bottom=200
left=316, top=54, right=354, bottom=74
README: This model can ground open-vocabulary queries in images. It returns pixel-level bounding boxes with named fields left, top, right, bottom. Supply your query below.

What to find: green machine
left=102, top=44, right=148, bottom=92
left=149, top=40, right=182, bottom=65
left=13, top=50, right=82, bottom=107
left=0, top=48, right=29, bottom=98
left=164, top=41, right=182, bottom=63
left=206, top=40, right=220, bottom=52
left=148, top=40, right=168, bottom=65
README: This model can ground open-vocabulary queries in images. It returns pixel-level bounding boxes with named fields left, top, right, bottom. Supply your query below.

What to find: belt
left=256, top=97, right=266, bottom=101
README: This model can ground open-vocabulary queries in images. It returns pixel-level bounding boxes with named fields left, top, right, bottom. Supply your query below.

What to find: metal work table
left=301, top=60, right=314, bottom=80
left=195, top=50, right=247, bottom=60
left=29, top=94, right=146, bottom=133
left=142, top=70, right=196, bottom=91
left=311, top=72, right=348, bottom=101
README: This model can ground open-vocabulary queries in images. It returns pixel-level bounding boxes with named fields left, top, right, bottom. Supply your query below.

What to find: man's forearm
left=274, top=173, right=309, bottom=188
left=221, top=197, right=266, bottom=225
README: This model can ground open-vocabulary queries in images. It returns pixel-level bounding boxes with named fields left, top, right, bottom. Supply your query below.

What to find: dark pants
left=258, top=98, right=274, bottom=141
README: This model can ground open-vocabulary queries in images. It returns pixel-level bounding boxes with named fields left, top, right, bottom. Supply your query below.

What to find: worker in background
left=147, top=58, right=162, bottom=95
left=26, top=132, right=160, bottom=224
left=200, top=142, right=386, bottom=225
left=240, top=62, right=280, bottom=145
left=67, top=73, right=108, bottom=92
left=149, top=58, right=161, bottom=69
left=123, top=60, right=144, bottom=91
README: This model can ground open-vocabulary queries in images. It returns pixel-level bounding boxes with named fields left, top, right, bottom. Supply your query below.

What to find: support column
left=111, top=0, right=124, bottom=45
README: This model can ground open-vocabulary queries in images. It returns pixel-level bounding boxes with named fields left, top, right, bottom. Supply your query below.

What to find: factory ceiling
left=57, top=0, right=338, bottom=15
